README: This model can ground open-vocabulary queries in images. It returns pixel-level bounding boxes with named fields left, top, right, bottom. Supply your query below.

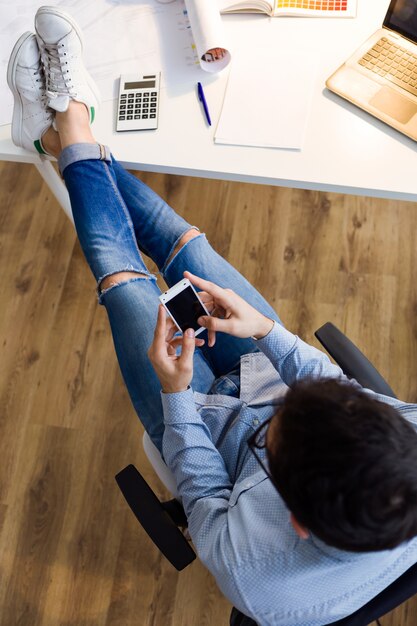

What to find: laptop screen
left=384, top=0, right=417, bottom=44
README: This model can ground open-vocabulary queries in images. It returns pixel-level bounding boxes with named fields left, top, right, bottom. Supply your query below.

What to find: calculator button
left=127, top=104, right=133, bottom=109
left=121, top=94, right=126, bottom=99
left=120, top=104, right=126, bottom=110
left=127, top=115, right=133, bottom=120
left=151, top=92, right=157, bottom=96
left=142, top=114, right=148, bottom=119
left=151, top=97, right=157, bottom=102
left=134, top=115, right=140, bottom=119
left=143, top=99, right=149, bottom=104
left=150, top=108, right=156, bottom=113
left=150, top=114, right=156, bottom=118
left=119, top=116, right=126, bottom=120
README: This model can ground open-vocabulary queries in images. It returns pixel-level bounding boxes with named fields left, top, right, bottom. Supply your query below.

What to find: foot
left=34, top=6, right=100, bottom=122
left=7, top=32, right=53, bottom=154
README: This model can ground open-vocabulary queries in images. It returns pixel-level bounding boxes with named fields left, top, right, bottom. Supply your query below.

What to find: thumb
left=180, top=328, right=196, bottom=363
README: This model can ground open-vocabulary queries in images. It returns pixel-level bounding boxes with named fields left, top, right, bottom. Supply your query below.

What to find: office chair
left=115, top=322, right=417, bottom=626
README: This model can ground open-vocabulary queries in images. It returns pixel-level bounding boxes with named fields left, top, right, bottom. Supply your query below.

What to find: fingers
left=185, top=272, right=235, bottom=311
left=198, top=314, right=232, bottom=334
left=153, top=304, right=167, bottom=346
left=184, top=271, right=224, bottom=299
left=169, top=336, right=205, bottom=349
left=165, top=316, right=178, bottom=342
left=198, top=292, right=215, bottom=311
left=208, top=328, right=216, bottom=347
left=148, top=305, right=168, bottom=363
left=179, top=328, right=196, bottom=365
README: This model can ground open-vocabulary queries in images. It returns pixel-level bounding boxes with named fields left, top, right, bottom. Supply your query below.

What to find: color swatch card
left=214, top=46, right=318, bottom=150
left=219, top=0, right=357, bottom=17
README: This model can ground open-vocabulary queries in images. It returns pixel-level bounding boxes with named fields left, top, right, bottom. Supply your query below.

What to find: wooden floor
left=1, top=160, right=417, bottom=626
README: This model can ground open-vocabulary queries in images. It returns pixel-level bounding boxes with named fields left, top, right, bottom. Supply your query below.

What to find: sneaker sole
left=6, top=32, right=36, bottom=149
left=35, top=6, right=102, bottom=111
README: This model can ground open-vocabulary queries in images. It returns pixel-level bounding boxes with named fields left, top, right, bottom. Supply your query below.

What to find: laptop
left=326, top=0, right=417, bottom=141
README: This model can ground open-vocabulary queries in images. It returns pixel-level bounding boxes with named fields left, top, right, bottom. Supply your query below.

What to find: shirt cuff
left=161, top=386, right=201, bottom=425
left=256, top=321, right=297, bottom=358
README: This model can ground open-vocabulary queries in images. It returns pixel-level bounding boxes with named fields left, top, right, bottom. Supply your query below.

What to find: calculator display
left=124, top=80, right=155, bottom=90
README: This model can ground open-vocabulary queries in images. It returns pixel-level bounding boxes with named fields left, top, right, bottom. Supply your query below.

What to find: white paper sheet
left=214, top=46, right=318, bottom=150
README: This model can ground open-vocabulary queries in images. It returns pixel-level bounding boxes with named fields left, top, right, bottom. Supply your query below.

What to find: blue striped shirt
left=161, top=323, right=417, bottom=626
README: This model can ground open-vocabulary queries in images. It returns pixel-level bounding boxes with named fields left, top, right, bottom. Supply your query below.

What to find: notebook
left=218, top=0, right=357, bottom=18
left=326, top=0, right=417, bottom=142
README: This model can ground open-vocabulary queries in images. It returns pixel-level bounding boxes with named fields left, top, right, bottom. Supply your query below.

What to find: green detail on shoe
left=90, top=106, right=95, bottom=124
left=34, top=139, right=47, bottom=155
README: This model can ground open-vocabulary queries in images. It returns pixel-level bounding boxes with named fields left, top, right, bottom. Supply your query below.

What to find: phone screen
left=164, top=286, right=207, bottom=332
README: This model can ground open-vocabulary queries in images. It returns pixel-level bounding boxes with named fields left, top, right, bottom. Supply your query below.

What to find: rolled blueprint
left=184, top=0, right=231, bottom=73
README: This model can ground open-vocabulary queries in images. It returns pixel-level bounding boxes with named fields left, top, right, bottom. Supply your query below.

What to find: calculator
left=116, top=72, right=161, bottom=132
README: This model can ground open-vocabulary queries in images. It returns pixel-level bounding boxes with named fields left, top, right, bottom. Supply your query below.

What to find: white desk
left=1, top=0, right=417, bottom=217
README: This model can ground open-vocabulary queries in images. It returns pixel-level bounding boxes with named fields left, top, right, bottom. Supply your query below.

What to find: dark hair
left=267, top=378, right=417, bottom=552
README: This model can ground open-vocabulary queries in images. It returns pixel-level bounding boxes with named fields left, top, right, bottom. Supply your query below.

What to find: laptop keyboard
left=359, top=37, right=417, bottom=96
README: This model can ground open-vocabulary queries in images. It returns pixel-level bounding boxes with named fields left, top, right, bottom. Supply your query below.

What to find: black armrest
left=115, top=464, right=196, bottom=571
left=315, top=322, right=396, bottom=399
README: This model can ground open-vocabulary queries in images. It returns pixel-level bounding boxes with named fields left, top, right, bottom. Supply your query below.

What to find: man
left=8, top=7, right=417, bottom=625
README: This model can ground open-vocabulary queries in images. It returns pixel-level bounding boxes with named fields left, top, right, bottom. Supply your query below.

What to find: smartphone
left=159, top=278, right=209, bottom=336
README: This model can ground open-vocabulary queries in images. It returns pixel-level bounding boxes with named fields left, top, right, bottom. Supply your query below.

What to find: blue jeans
left=59, top=143, right=281, bottom=453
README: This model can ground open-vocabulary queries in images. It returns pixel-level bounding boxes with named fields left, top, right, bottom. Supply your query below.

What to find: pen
left=197, top=82, right=211, bottom=126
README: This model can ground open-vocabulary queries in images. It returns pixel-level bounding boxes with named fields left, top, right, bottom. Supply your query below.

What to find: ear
left=290, top=513, right=310, bottom=539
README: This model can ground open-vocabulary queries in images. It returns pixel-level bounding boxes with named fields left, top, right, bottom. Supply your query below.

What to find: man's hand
left=148, top=304, right=204, bottom=394
left=184, top=271, right=274, bottom=346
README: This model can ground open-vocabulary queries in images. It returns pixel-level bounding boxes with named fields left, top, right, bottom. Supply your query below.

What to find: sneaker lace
left=40, top=42, right=77, bottom=98
left=33, top=67, right=52, bottom=114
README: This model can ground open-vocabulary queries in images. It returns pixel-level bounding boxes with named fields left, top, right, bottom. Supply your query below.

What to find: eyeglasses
left=247, top=415, right=277, bottom=486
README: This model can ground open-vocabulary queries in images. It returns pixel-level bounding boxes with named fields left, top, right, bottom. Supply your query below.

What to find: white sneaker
left=34, top=6, right=100, bottom=123
left=7, top=32, right=53, bottom=155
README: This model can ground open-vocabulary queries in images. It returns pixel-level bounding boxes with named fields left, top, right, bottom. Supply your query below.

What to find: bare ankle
left=55, top=101, right=96, bottom=149
left=41, top=127, right=61, bottom=158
